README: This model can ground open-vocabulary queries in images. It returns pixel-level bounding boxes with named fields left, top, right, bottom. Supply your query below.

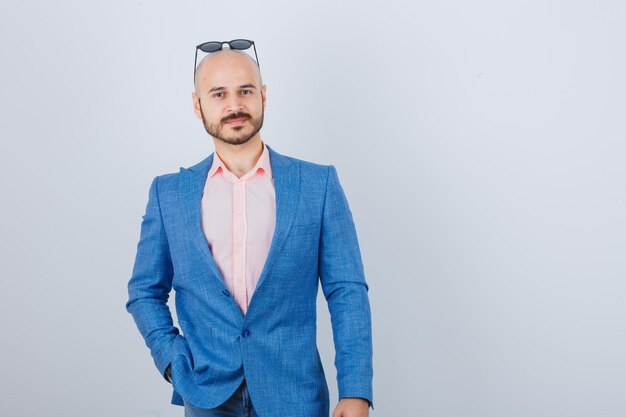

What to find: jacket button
left=241, top=329, right=251, bottom=338
left=222, top=290, right=230, bottom=297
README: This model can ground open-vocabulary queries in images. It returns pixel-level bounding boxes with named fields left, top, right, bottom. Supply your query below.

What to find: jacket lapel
left=255, top=145, right=299, bottom=292
left=178, top=144, right=300, bottom=297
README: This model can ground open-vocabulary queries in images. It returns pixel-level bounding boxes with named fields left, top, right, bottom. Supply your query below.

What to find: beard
left=199, top=102, right=264, bottom=146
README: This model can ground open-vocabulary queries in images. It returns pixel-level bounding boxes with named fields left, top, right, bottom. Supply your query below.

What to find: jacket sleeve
left=318, top=165, right=374, bottom=410
left=126, top=176, right=190, bottom=381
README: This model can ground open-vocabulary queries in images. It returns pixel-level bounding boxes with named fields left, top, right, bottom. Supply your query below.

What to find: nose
left=225, top=94, right=244, bottom=113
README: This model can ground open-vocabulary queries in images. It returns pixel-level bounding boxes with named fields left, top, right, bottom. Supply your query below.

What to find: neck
left=213, top=135, right=264, bottom=178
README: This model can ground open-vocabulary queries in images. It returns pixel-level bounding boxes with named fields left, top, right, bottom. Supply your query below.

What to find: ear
left=192, top=91, right=202, bottom=119
left=261, top=84, right=267, bottom=108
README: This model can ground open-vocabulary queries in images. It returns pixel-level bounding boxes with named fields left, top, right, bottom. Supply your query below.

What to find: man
left=126, top=40, right=373, bottom=417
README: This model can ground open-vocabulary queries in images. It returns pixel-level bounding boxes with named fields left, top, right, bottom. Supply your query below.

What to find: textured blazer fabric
left=126, top=145, right=373, bottom=417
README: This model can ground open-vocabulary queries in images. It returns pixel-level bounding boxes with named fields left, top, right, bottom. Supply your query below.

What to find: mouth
left=225, top=117, right=248, bottom=126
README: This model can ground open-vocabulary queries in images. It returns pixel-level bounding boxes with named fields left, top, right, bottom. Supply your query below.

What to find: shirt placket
left=232, top=178, right=248, bottom=314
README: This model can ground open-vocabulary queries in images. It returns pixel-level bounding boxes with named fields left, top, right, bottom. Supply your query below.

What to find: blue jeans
left=183, top=380, right=259, bottom=417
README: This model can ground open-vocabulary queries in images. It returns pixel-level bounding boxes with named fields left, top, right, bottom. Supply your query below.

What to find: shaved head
left=194, top=49, right=262, bottom=94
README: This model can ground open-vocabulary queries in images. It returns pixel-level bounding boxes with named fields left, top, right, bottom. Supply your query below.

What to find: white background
left=1, top=1, right=625, bottom=416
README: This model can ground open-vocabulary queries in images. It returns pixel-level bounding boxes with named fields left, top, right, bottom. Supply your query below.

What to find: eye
left=241, top=89, right=252, bottom=95
left=213, top=92, right=224, bottom=98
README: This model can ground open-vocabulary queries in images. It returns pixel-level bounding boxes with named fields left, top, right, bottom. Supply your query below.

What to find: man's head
left=192, top=49, right=266, bottom=146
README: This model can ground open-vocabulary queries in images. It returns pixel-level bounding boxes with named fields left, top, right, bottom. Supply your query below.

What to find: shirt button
left=236, top=209, right=242, bottom=215
left=242, top=329, right=251, bottom=338
left=237, top=242, right=244, bottom=247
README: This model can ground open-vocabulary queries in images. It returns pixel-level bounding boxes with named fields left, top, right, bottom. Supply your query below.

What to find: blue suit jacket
left=126, top=144, right=373, bottom=416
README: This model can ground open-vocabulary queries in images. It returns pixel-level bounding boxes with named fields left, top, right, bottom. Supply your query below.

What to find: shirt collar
left=207, top=140, right=272, bottom=181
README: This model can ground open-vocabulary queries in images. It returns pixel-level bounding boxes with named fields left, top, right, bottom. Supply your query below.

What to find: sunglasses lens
left=199, top=42, right=222, bottom=53
left=229, top=40, right=252, bottom=50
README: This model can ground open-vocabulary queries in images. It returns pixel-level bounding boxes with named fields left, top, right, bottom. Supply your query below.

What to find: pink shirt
left=200, top=141, right=276, bottom=315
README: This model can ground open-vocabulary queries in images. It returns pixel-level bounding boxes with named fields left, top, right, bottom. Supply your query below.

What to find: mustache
left=222, top=112, right=251, bottom=123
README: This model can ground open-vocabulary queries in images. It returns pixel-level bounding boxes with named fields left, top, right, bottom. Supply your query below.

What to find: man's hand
left=332, top=398, right=370, bottom=417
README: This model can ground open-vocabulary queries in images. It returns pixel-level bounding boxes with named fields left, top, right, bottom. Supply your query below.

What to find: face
left=192, top=51, right=266, bottom=146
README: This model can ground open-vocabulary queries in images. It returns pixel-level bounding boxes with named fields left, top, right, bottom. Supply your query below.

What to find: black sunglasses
left=194, top=39, right=260, bottom=83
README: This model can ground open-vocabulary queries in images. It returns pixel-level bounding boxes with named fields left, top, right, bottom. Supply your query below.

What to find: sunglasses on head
left=194, top=39, right=260, bottom=83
